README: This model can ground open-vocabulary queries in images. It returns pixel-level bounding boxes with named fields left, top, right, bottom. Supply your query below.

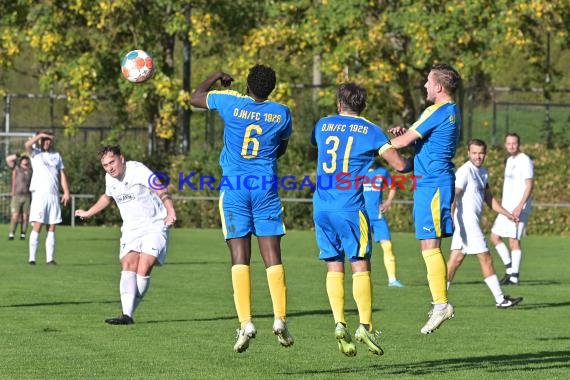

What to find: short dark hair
left=505, top=132, right=520, bottom=144
left=431, top=64, right=461, bottom=96
left=467, top=138, right=487, bottom=152
left=18, top=155, right=30, bottom=166
left=97, top=145, right=122, bottom=160
left=337, top=83, right=367, bottom=114
left=247, top=64, right=276, bottom=99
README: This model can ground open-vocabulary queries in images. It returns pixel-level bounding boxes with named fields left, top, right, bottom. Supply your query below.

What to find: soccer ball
left=121, top=50, right=155, bottom=83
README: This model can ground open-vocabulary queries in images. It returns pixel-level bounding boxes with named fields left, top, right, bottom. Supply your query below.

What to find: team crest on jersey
left=116, top=193, right=135, bottom=203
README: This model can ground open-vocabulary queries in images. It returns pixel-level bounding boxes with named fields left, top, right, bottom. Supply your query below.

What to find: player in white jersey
left=75, top=146, right=176, bottom=325
left=24, top=131, right=70, bottom=265
left=447, top=139, right=523, bottom=308
left=490, top=133, right=534, bottom=285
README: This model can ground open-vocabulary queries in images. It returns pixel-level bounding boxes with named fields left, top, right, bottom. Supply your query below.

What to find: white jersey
left=105, top=161, right=166, bottom=231
left=454, top=161, right=488, bottom=223
left=29, top=147, right=64, bottom=195
left=501, top=152, right=533, bottom=212
left=451, top=161, right=489, bottom=254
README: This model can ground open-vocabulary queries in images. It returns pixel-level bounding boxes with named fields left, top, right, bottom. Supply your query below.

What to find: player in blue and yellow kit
left=389, top=63, right=461, bottom=335
left=312, top=83, right=413, bottom=357
left=190, top=64, right=294, bottom=353
left=363, top=162, right=404, bottom=288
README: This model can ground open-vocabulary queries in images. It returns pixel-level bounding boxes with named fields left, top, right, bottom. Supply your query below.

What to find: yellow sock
left=422, top=248, right=448, bottom=304
left=381, top=240, right=396, bottom=282
left=266, top=264, right=287, bottom=319
left=231, top=264, right=252, bottom=327
left=352, top=271, right=373, bottom=328
left=326, top=271, right=345, bottom=325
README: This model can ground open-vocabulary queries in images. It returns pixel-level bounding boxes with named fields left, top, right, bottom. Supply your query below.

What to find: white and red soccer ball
left=121, top=50, right=155, bottom=83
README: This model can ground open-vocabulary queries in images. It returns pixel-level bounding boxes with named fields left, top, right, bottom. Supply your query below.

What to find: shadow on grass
left=1, top=300, right=117, bottom=308
left=517, top=301, right=570, bottom=310
left=281, top=350, right=570, bottom=376
left=163, top=261, right=225, bottom=266
left=143, top=308, right=345, bottom=324
left=514, top=279, right=567, bottom=286
left=451, top=279, right=566, bottom=286
left=63, top=260, right=224, bottom=266
left=536, top=336, right=570, bottom=341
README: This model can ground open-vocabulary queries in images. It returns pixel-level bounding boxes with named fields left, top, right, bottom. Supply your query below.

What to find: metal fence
left=4, top=89, right=570, bottom=157
left=1, top=193, right=567, bottom=230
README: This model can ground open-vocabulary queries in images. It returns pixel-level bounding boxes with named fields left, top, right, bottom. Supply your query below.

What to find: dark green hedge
left=54, top=135, right=568, bottom=236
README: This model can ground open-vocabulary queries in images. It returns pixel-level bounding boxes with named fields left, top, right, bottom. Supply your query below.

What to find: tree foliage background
left=1, top=0, right=569, bottom=233
left=1, top=0, right=569, bottom=138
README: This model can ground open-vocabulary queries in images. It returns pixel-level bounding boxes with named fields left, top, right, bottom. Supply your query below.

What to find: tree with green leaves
left=1, top=0, right=569, bottom=150
left=236, top=0, right=570, bottom=126
left=0, top=0, right=261, bottom=152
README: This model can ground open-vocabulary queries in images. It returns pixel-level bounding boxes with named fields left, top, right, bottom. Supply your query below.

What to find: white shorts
left=491, top=212, right=529, bottom=240
left=29, top=193, right=62, bottom=225
left=450, top=220, right=488, bottom=254
left=120, top=225, right=170, bottom=265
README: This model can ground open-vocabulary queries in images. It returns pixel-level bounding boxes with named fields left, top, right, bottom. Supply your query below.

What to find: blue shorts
left=219, top=176, right=285, bottom=240
left=370, top=215, right=391, bottom=242
left=313, top=209, right=372, bottom=262
left=413, top=185, right=454, bottom=239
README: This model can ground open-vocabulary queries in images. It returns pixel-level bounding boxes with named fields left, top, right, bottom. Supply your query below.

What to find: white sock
left=447, top=281, right=451, bottom=290
left=119, top=271, right=137, bottom=317
left=433, top=303, right=448, bottom=311
left=133, top=275, right=151, bottom=313
left=484, top=275, right=504, bottom=304
left=29, top=230, right=39, bottom=262
left=494, top=243, right=512, bottom=272
left=45, top=231, right=55, bottom=263
left=511, top=250, right=522, bottom=275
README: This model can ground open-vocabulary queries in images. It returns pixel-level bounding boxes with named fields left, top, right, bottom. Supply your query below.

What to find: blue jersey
left=363, top=166, right=391, bottom=220
left=206, top=90, right=293, bottom=176
left=409, top=101, right=460, bottom=187
left=311, top=114, right=391, bottom=211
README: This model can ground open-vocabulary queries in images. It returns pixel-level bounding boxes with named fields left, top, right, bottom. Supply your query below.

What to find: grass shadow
left=282, top=350, right=570, bottom=376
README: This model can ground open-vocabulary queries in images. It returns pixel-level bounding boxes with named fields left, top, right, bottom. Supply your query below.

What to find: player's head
left=337, top=83, right=367, bottom=115
left=18, top=155, right=31, bottom=168
left=37, top=130, right=54, bottom=151
left=467, top=139, right=487, bottom=168
left=504, top=133, right=521, bottom=156
left=98, top=145, right=126, bottom=179
left=426, top=64, right=461, bottom=101
left=246, top=64, right=276, bottom=100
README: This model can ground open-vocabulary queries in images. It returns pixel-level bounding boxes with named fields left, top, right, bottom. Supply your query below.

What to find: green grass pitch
left=0, top=226, right=568, bottom=379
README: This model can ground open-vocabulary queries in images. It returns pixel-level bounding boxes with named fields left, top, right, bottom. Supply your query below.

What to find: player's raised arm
left=379, top=146, right=414, bottom=173
left=389, top=127, right=420, bottom=149
left=190, top=71, right=234, bottom=109
left=75, top=194, right=112, bottom=219
left=24, top=133, right=48, bottom=154
left=5, top=153, right=18, bottom=168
